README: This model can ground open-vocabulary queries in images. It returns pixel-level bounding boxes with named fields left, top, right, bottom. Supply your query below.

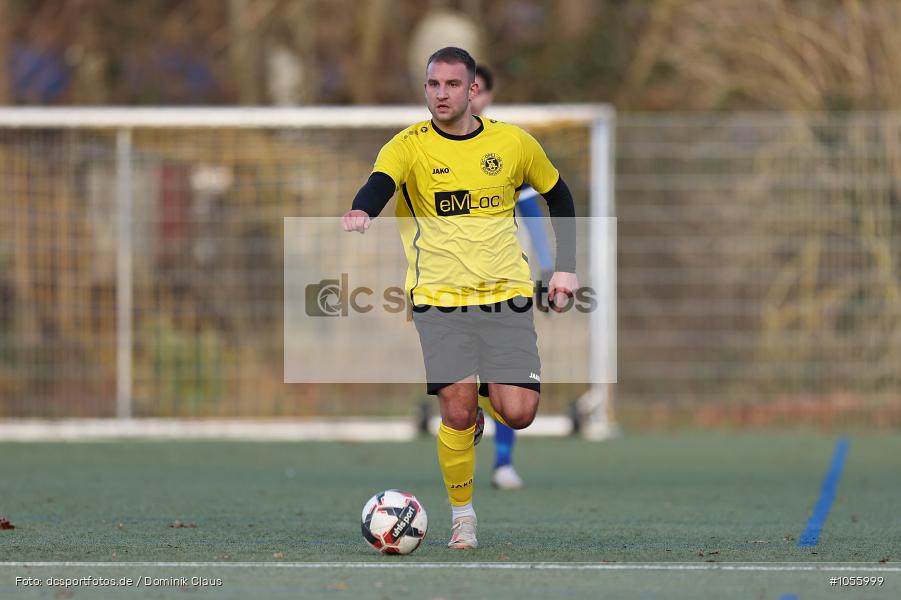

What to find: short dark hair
left=426, top=47, right=476, bottom=82
left=475, top=65, right=494, bottom=92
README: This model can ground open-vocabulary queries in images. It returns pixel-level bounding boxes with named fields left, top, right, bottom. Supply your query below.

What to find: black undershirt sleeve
left=351, top=172, right=396, bottom=217
left=541, top=176, right=577, bottom=273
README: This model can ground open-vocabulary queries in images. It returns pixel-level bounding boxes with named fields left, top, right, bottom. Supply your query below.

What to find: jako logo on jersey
left=432, top=167, right=450, bottom=174
left=434, top=190, right=500, bottom=216
left=529, top=372, right=540, bottom=382
left=449, top=478, right=473, bottom=489
left=480, top=153, right=503, bottom=175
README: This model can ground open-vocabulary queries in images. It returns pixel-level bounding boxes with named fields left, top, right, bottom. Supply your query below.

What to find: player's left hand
left=548, top=272, right=578, bottom=312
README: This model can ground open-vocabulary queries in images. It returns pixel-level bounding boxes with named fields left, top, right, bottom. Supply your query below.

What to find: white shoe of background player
left=491, top=464, right=524, bottom=490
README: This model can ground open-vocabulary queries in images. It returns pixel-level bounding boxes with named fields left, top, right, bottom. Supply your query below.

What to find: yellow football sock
left=477, top=390, right=511, bottom=428
left=437, top=422, right=476, bottom=506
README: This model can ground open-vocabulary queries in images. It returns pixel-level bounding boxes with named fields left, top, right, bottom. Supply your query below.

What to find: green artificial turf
left=1, top=432, right=898, bottom=598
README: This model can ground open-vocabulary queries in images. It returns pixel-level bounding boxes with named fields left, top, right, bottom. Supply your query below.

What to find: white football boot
left=447, top=515, right=478, bottom=549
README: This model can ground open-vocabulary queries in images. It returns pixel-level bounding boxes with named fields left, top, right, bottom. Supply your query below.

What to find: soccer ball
left=361, top=489, right=428, bottom=555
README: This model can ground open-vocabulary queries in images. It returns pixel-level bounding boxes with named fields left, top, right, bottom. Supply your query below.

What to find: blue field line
left=778, top=595, right=799, bottom=600
left=798, top=438, right=850, bottom=547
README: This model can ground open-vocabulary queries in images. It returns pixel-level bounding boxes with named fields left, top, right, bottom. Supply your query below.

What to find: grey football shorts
left=410, top=296, right=541, bottom=396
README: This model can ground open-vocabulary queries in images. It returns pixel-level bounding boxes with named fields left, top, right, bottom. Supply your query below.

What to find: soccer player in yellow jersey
left=342, top=47, right=578, bottom=549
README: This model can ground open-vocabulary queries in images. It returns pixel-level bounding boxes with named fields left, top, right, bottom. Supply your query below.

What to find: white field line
left=1, top=562, right=899, bottom=572
left=0, top=417, right=574, bottom=442
left=0, top=419, right=416, bottom=442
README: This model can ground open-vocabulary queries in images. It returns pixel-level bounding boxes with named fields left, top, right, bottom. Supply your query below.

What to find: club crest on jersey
left=480, top=153, right=503, bottom=176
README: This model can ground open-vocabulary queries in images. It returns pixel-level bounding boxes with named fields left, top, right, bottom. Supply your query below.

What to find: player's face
left=470, top=75, right=493, bottom=116
left=424, top=60, right=476, bottom=125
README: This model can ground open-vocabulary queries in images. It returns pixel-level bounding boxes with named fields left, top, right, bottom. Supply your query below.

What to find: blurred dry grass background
left=4, top=1, right=901, bottom=111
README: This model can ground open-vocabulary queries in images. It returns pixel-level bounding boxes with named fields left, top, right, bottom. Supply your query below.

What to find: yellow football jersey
left=372, top=117, right=559, bottom=307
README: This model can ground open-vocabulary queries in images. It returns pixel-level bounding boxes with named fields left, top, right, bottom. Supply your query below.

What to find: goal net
left=0, top=106, right=615, bottom=438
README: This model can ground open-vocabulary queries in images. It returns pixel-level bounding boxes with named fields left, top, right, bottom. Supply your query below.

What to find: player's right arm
left=343, top=131, right=414, bottom=233
left=342, top=172, right=395, bottom=233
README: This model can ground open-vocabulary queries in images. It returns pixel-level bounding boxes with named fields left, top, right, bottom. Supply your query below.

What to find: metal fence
left=616, top=113, right=901, bottom=426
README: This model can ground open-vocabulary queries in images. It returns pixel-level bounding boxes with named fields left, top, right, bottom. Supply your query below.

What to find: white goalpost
left=0, top=105, right=615, bottom=441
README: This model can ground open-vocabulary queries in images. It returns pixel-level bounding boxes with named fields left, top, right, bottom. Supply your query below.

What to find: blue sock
left=494, top=420, right=515, bottom=468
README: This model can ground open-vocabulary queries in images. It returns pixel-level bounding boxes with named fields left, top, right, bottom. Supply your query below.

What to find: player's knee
left=443, top=404, right=478, bottom=431
left=503, top=398, right=538, bottom=430
left=505, top=412, right=536, bottom=430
